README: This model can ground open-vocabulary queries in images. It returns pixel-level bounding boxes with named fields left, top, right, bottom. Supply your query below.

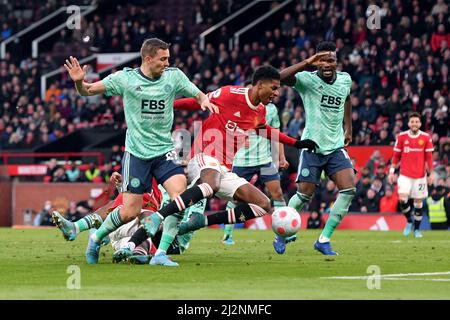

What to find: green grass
left=1, top=227, right=449, bottom=299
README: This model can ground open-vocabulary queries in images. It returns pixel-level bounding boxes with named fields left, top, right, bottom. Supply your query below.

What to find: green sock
left=320, top=188, right=355, bottom=240
left=92, top=207, right=123, bottom=243
left=157, top=213, right=183, bottom=254
left=273, top=199, right=286, bottom=209
left=75, top=213, right=103, bottom=233
left=288, top=192, right=311, bottom=212
left=224, top=202, right=236, bottom=237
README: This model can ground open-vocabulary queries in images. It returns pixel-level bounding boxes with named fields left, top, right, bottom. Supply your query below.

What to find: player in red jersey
left=52, top=172, right=163, bottom=260
left=139, top=66, right=317, bottom=265
left=388, top=112, right=435, bottom=238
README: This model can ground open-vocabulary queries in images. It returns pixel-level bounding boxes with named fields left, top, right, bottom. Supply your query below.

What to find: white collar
left=244, top=88, right=259, bottom=110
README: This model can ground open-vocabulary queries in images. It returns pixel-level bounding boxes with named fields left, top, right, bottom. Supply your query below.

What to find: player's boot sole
left=52, top=211, right=77, bottom=241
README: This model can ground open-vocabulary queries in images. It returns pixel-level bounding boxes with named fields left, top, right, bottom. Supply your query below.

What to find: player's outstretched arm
left=257, top=124, right=318, bottom=152
left=174, top=98, right=201, bottom=111
left=280, top=51, right=332, bottom=86
left=64, top=56, right=105, bottom=96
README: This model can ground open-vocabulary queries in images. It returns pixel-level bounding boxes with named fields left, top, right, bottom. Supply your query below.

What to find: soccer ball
left=271, top=206, right=301, bottom=237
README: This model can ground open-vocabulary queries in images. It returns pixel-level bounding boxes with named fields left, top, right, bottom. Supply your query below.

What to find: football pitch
left=1, top=228, right=449, bottom=300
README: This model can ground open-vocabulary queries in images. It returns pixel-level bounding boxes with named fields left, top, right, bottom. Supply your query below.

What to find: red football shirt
left=174, top=86, right=297, bottom=169
left=392, top=130, right=434, bottom=178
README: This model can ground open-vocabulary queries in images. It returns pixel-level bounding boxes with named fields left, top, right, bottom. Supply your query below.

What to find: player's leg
left=111, top=217, right=140, bottom=263
left=288, top=150, right=318, bottom=212
left=397, top=174, right=414, bottom=236
left=222, top=203, right=236, bottom=245
left=52, top=199, right=114, bottom=241
left=410, top=176, right=428, bottom=238
left=315, top=149, right=356, bottom=255
left=178, top=177, right=271, bottom=235
left=86, top=152, right=148, bottom=264
left=278, top=150, right=320, bottom=254
left=144, top=154, right=219, bottom=239
left=221, top=165, right=257, bottom=245
left=263, top=170, right=298, bottom=253
left=412, top=198, right=424, bottom=238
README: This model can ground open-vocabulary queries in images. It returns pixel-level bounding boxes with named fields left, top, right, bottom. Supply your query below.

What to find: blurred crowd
left=1, top=0, right=450, bottom=215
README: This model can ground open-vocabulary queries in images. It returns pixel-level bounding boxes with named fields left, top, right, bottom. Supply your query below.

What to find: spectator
left=379, top=185, right=399, bottom=213
left=84, top=163, right=100, bottom=182
left=426, top=185, right=449, bottom=230
left=110, top=145, right=123, bottom=167
left=320, top=180, right=338, bottom=210
left=45, top=158, right=60, bottom=181
left=307, top=210, right=325, bottom=229
left=65, top=201, right=83, bottom=222
left=287, top=108, right=303, bottom=138
left=52, top=167, right=69, bottom=182
left=361, top=189, right=380, bottom=213
left=66, top=162, right=81, bottom=182
left=34, top=200, right=55, bottom=226
left=100, top=162, right=114, bottom=183
left=431, top=24, right=450, bottom=52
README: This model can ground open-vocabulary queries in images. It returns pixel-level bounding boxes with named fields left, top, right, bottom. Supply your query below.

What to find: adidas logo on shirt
left=233, top=112, right=241, bottom=117
left=136, top=86, right=142, bottom=92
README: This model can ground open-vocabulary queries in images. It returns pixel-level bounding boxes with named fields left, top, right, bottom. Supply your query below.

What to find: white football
left=271, top=206, right=301, bottom=237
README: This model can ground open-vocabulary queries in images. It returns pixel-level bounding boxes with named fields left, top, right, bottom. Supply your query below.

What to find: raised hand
left=64, top=56, right=87, bottom=82
left=307, top=51, right=332, bottom=67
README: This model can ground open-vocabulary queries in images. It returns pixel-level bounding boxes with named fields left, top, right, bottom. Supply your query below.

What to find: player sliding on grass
left=388, top=112, right=435, bottom=238
left=64, top=38, right=216, bottom=264
left=126, top=66, right=317, bottom=266
left=52, top=172, right=163, bottom=259
left=280, top=41, right=356, bottom=256
left=53, top=172, right=201, bottom=264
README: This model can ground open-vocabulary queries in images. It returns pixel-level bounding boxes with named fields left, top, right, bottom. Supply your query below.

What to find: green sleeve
left=175, top=69, right=201, bottom=98
left=101, top=70, right=126, bottom=96
left=267, top=105, right=280, bottom=129
left=294, top=71, right=309, bottom=94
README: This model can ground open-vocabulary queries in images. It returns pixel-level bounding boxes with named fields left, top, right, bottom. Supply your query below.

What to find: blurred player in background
left=280, top=41, right=355, bottom=256
left=388, top=112, right=434, bottom=238
left=222, top=83, right=289, bottom=246
left=64, top=38, right=216, bottom=264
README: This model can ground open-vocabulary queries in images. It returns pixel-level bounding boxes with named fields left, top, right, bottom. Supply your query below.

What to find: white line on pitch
left=322, top=271, right=450, bottom=280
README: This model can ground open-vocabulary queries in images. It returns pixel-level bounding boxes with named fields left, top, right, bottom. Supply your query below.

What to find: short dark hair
left=141, top=38, right=170, bottom=59
left=252, top=65, right=280, bottom=85
left=316, top=41, right=336, bottom=52
left=409, top=112, right=421, bottom=120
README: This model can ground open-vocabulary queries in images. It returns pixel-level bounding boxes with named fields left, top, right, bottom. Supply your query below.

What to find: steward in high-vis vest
left=426, top=186, right=450, bottom=230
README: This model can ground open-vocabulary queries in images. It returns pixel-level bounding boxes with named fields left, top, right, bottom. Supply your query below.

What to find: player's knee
left=120, top=204, right=141, bottom=222
left=201, top=181, right=219, bottom=194
left=270, top=188, right=284, bottom=201
left=297, top=183, right=315, bottom=198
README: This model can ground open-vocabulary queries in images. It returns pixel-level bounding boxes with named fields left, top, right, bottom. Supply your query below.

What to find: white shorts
left=397, top=174, right=428, bottom=199
left=109, top=209, right=152, bottom=251
left=187, top=153, right=248, bottom=201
